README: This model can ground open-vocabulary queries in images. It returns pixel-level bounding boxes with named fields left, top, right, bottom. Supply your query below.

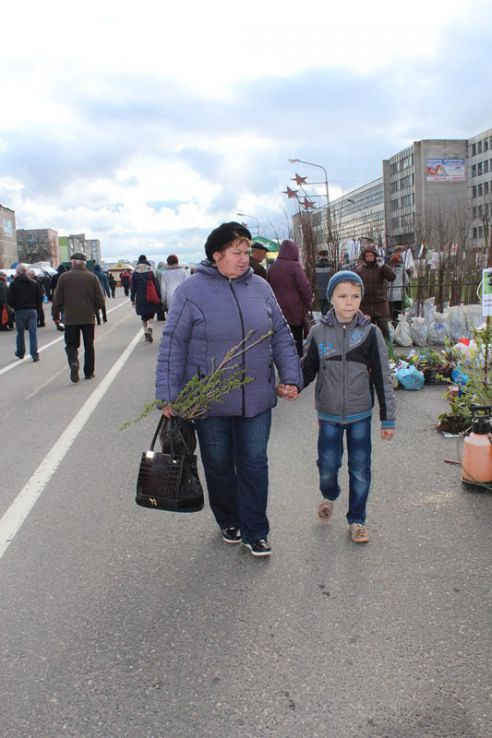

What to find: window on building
left=473, top=185, right=477, bottom=198
left=472, top=164, right=477, bottom=176
left=478, top=141, right=483, bottom=154
left=485, top=160, right=489, bottom=174
left=472, top=143, right=477, bottom=156
left=485, top=182, right=489, bottom=195
left=473, top=206, right=477, bottom=218
left=478, top=205, right=483, bottom=218
left=390, top=181, right=398, bottom=193
left=478, top=183, right=483, bottom=196
left=478, top=162, right=483, bottom=176
left=390, top=198, right=399, bottom=210
left=391, top=217, right=400, bottom=229
left=473, top=227, right=478, bottom=239
left=479, top=226, right=483, bottom=238
left=485, top=139, right=489, bottom=152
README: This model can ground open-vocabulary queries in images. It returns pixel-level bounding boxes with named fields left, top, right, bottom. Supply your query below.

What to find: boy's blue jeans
left=317, top=416, right=372, bottom=524
left=195, top=411, right=272, bottom=544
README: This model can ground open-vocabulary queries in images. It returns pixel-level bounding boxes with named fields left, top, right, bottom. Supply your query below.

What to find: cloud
left=0, top=0, right=491, bottom=262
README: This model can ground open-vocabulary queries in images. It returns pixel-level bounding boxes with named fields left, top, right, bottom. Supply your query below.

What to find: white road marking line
left=0, top=300, right=131, bottom=377
left=0, top=326, right=143, bottom=561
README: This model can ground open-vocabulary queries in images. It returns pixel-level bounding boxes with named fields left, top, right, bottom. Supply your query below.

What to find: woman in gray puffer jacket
left=155, top=222, right=302, bottom=558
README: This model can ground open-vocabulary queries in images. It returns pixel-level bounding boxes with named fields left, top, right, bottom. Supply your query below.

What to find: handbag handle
left=149, top=415, right=193, bottom=455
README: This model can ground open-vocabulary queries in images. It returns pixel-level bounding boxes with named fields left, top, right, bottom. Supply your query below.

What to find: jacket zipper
left=342, top=324, right=347, bottom=421
left=228, top=279, right=246, bottom=416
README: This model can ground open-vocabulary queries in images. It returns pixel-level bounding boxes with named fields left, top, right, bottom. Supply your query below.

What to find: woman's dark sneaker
left=244, top=539, right=272, bottom=557
left=222, top=527, right=241, bottom=544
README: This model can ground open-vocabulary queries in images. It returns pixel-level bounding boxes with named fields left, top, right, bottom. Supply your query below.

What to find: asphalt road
left=0, top=294, right=490, bottom=738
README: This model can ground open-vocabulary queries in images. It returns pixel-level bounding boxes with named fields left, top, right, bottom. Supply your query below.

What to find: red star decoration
left=292, top=173, right=308, bottom=186
left=283, top=186, right=299, bottom=199
left=301, top=197, right=316, bottom=209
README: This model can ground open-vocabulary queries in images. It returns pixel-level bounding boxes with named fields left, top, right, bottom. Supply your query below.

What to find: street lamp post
left=236, top=212, right=259, bottom=236
left=288, top=158, right=332, bottom=237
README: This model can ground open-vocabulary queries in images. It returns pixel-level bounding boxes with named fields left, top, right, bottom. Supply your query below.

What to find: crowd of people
left=2, top=230, right=408, bottom=557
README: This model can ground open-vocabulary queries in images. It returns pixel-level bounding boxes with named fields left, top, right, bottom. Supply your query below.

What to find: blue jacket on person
left=93, top=264, right=110, bottom=298
left=155, top=260, right=303, bottom=417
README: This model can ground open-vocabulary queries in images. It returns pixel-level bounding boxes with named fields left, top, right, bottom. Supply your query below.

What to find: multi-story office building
left=295, top=136, right=478, bottom=256
left=468, top=127, right=492, bottom=249
left=383, top=139, right=468, bottom=249
left=57, top=234, right=101, bottom=263
left=0, top=204, right=17, bottom=269
left=85, top=238, right=102, bottom=263
left=16, top=228, right=60, bottom=266
left=330, top=178, right=385, bottom=245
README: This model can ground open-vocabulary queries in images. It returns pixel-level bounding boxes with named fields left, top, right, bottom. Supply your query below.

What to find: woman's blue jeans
left=195, top=410, right=272, bottom=544
left=317, top=416, right=372, bottom=524
left=14, top=309, right=39, bottom=359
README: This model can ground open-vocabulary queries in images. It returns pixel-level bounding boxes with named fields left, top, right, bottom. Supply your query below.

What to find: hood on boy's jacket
left=278, top=240, right=299, bottom=261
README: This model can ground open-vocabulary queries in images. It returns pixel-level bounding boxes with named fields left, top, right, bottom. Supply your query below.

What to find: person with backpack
left=130, top=255, right=161, bottom=342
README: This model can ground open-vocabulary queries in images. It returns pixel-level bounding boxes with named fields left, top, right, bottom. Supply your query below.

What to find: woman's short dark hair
left=167, top=255, right=178, bottom=265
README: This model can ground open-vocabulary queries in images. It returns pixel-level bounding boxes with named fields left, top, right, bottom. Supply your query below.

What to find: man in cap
left=52, top=252, right=106, bottom=383
left=249, top=242, right=269, bottom=279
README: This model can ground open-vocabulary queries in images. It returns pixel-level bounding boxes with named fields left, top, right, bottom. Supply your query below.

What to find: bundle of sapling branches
left=121, top=329, right=272, bottom=430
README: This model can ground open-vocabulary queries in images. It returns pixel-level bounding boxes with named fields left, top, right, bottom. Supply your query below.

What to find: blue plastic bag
left=395, top=365, right=425, bottom=391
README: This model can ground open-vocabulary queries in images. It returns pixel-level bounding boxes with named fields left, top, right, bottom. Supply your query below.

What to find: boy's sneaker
left=349, top=523, right=369, bottom=543
left=244, top=539, right=272, bottom=557
left=222, top=527, right=241, bottom=544
left=317, top=500, right=334, bottom=521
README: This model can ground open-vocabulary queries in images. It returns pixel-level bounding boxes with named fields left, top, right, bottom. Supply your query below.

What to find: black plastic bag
left=159, top=416, right=197, bottom=455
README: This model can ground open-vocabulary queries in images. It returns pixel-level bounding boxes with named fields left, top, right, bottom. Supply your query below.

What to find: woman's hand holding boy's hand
left=161, top=405, right=174, bottom=418
left=277, top=383, right=298, bottom=400
left=381, top=428, right=395, bottom=441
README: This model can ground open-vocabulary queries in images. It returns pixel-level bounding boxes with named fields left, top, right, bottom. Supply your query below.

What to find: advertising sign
left=425, top=159, right=465, bottom=182
left=482, top=268, right=492, bottom=317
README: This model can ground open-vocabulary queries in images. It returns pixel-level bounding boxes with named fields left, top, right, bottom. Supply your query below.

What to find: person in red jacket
left=267, top=240, right=312, bottom=357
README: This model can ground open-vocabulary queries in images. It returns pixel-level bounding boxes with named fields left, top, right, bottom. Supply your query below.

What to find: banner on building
left=425, top=159, right=465, bottom=182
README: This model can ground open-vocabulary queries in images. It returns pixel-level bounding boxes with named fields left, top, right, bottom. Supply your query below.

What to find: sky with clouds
left=1, top=0, right=491, bottom=264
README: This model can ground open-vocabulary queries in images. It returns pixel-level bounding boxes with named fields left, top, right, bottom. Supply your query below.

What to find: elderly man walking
left=7, top=263, right=43, bottom=361
left=52, top=253, right=105, bottom=383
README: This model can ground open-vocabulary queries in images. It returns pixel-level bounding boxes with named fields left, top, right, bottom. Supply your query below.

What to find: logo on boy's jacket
left=349, top=329, right=363, bottom=346
left=319, top=342, right=335, bottom=356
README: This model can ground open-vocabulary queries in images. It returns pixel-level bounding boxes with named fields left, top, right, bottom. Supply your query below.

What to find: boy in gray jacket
left=297, top=270, right=395, bottom=543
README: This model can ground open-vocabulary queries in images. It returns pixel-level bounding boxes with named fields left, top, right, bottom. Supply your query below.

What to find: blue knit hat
left=326, top=270, right=364, bottom=301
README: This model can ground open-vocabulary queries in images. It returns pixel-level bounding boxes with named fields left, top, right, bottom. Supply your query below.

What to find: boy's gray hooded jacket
left=155, top=261, right=303, bottom=417
left=302, top=309, right=395, bottom=428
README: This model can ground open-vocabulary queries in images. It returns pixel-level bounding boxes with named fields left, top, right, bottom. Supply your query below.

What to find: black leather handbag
left=136, top=416, right=204, bottom=513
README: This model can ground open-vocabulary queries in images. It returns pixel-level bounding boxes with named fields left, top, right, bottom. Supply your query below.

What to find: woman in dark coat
left=156, top=223, right=302, bottom=557
left=130, top=255, right=161, bottom=342
left=267, top=239, right=313, bottom=357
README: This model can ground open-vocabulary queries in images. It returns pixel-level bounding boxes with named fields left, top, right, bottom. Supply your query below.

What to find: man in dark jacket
left=249, top=243, right=269, bottom=279
left=7, top=263, right=43, bottom=361
left=52, top=253, right=105, bottom=382
left=355, top=244, right=396, bottom=341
